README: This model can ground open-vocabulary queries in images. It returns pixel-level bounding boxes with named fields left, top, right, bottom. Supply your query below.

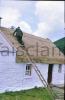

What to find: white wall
left=0, top=62, right=64, bottom=93
left=52, top=64, right=64, bottom=85
left=0, top=33, right=16, bottom=63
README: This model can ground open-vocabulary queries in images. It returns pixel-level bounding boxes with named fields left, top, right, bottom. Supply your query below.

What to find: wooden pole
left=47, top=64, right=53, bottom=85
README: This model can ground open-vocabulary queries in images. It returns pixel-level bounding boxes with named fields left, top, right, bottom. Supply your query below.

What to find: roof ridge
left=0, top=27, right=51, bottom=41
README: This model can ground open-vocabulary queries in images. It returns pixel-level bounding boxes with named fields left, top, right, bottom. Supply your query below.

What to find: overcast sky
left=0, top=0, right=64, bottom=41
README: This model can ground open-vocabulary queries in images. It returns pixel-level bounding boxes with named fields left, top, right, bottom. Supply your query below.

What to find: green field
left=0, top=88, right=55, bottom=100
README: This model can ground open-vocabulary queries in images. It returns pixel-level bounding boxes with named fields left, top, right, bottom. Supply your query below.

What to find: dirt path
left=52, top=86, right=64, bottom=100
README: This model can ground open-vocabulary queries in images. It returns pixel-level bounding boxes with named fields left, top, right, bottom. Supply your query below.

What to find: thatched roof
left=0, top=27, right=65, bottom=64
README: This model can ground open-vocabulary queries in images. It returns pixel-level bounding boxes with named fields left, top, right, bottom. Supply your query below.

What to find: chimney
left=0, top=17, right=2, bottom=27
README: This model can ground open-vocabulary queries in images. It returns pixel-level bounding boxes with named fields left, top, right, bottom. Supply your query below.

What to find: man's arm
left=21, top=31, right=23, bottom=36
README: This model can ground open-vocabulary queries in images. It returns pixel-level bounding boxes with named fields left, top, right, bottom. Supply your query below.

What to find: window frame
left=25, top=64, right=32, bottom=76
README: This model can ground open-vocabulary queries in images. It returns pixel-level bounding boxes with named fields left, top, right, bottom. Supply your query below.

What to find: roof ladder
left=21, top=46, right=56, bottom=100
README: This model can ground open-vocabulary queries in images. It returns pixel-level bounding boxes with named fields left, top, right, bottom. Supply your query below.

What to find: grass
left=0, top=88, right=55, bottom=100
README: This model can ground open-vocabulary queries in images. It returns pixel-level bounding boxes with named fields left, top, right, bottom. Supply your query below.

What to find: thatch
left=0, top=27, right=65, bottom=64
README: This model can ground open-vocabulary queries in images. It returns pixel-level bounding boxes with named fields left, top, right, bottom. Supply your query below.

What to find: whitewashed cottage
left=0, top=27, right=64, bottom=93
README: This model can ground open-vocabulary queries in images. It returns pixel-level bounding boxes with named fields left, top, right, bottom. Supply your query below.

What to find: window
left=58, top=64, right=62, bottom=73
left=25, top=64, right=32, bottom=76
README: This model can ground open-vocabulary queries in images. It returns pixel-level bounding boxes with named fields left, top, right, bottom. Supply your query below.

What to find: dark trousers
left=16, top=35, right=23, bottom=44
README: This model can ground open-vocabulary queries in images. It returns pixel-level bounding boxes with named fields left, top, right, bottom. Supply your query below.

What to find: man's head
left=17, top=26, right=20, bottom=29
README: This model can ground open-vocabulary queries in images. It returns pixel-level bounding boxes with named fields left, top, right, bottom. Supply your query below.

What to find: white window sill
left=24, top=75, right=32, bottom=79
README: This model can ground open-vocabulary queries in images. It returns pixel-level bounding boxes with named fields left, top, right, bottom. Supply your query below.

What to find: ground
left=0, top=88, right=55, bottom=100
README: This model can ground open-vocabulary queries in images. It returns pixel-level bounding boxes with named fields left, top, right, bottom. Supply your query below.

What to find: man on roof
left=13, top=27, right=24, bottom=46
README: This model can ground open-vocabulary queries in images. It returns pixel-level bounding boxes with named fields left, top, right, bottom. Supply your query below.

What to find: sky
left=0, top=0, right=64, bottom=41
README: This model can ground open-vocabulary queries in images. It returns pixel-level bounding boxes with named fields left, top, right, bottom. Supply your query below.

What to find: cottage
left=0, top=27, right=64, bottom=93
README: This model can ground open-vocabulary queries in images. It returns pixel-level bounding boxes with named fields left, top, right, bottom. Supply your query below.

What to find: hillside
left=54, top=37, right=65, bottom=55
